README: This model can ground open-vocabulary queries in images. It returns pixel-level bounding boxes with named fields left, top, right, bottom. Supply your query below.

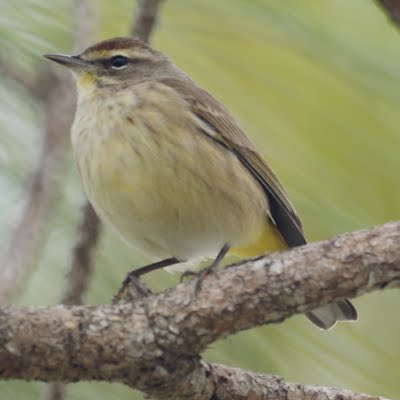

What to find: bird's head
left=44, top=37, right=171, bottom=90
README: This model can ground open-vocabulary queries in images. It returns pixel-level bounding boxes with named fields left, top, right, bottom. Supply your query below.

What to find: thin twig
left=131, top=0, right=164, bottom=43
left=376, top=0, right=400, bottom=25
left=61, top=203, right=101, bottom=306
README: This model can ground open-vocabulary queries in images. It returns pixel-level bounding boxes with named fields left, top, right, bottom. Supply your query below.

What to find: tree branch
left=131, top=0, right=164, bottom=42
left=0, top=0, right=99, bottom=304
left=60, top=202, right=101, bottom=306
left=376, top=0, right=400, bottom=25
left=198, top=363, right=389, bottom=400
left=0, top=221, right=398, bottom=399
left=0, top=67, right=73, bottom=303
left=44, top=203, right=101, bottom=400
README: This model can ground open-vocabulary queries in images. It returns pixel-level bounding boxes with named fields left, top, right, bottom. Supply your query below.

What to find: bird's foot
left=180, top=259, right=219, bottom=293
left=113, top=270, right=151, bottom=303
left=180, top=244, right=230, bottom=293
left=113, top=258, right=179, bottom=303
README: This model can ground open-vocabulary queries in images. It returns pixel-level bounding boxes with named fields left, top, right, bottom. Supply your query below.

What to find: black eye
left=110, top=55, right=128, bottom=69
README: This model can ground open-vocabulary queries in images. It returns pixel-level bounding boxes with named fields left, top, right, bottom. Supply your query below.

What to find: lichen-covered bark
left=0, top=221, right=399, bottom=399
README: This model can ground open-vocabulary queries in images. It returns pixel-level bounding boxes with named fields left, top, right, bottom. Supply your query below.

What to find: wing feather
left=159, top=78, right=306, bottom=247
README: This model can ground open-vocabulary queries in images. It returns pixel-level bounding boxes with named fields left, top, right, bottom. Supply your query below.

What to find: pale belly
left=75, top=125, right=269, bottom=262
left=72, top=82, right=271, bottom=262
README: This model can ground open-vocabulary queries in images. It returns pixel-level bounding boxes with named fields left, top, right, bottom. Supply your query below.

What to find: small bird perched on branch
left=44, top=37, right=357, bottom=329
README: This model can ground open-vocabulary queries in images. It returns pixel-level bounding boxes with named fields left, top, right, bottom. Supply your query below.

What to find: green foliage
left=1, top=1, right=399, bottom=398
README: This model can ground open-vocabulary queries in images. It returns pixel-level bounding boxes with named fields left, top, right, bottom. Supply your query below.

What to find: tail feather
left=305, top=299, right=357, bottom=330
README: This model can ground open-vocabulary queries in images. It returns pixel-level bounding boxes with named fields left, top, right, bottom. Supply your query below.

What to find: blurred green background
left=1, top=0, right=399, bottom=399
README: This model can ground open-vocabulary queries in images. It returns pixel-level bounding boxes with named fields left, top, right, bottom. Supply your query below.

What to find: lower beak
left=43, top=54, right=90, bottom=69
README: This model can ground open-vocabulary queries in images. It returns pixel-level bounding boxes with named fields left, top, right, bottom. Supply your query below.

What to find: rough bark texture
left=0, top=221, right=398, bottom=399
left=206, top=363, right=388, bottom=400
left=45, top=202, right=101, bottom=400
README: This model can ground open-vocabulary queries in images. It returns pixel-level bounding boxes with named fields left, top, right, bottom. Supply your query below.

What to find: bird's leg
left=114, top=258, right=180, bottom=302
left=206, top=243, right=231, bottom=273
left=181, top=244, right=230, bottom=291
left=127, top=257, right=180, bottom=278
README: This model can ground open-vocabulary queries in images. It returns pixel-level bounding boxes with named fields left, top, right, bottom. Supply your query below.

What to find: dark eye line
left=95, top=56, right=145, bottom=68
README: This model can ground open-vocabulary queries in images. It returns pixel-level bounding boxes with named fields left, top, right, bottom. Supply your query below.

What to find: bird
left=44, top=37, right=357, bottom=329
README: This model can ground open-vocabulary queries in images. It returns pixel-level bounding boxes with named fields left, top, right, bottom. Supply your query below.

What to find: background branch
left=0, top=66, right=73, bottom=303
left=60, top=202, right=101, bottom=306
left=376, top=0, right=400, bottom=24
left=0, top=0, right=98, bottom=304
left=0, top=221, right=398, bottom=399
left=131, top=0, right=164, bottom=42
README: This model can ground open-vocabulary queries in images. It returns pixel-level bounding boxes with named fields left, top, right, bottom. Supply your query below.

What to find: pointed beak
left=43, top=54, right=90, bottom=70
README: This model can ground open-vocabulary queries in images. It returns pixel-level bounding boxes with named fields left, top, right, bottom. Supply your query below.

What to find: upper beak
left=43, top=54, right=90, bottom=69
